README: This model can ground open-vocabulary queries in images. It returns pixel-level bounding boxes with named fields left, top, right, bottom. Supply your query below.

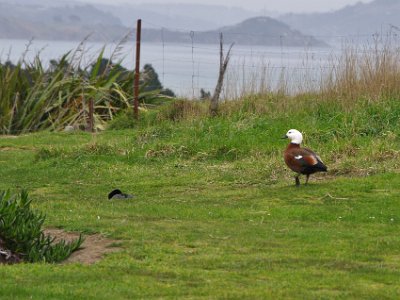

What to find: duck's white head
left=284, top=129, right=303, bottom=144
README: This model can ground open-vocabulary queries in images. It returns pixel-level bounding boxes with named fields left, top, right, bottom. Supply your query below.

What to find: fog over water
left=48, top=0, right=374, bottom=13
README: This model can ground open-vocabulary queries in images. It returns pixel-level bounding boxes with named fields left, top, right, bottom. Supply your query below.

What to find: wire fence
left=1, top=21, right=399, bottom=100
left=1, top=20, right=400, bottom=135
left=132, top=21, right=400, bottom=98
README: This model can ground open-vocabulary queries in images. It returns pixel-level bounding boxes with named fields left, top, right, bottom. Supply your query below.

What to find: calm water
left=0, top=39, right=339, bottom=97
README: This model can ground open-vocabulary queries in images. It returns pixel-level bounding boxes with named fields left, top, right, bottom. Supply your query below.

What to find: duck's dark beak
left=281, top=134, right=288, bottom=139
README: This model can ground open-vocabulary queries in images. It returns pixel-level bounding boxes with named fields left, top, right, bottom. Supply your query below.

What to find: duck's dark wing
left=108, top=189, right=123, bottom=199
left=108, top=189, right=134, bottom=200
left=293, top=148, right=327, bottom=174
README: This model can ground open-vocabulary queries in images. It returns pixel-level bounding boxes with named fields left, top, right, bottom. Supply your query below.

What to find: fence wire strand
left=128, top=21, right=400, bottom=99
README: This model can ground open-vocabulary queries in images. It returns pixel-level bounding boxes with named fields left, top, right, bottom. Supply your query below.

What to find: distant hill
left=280, top=0, right=400, bottom=43
left=100, top=3, right=262, bottom=31
left=0, top=0, right=275, bottom=33
left=0, top=2, right=128, bottom=41
left=205, top=17, right=328, bottom=47
left=0, top=1, right=325, bottom=47
left=142, top=17, right=328, bottom=47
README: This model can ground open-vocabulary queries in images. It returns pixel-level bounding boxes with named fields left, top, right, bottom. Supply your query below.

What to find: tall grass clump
left=322, top=33, right=400, bottom=103
left=222, top=31, right=400, bottom=107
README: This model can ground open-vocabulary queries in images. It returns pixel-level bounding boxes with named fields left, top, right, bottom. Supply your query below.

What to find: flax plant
left=0, top=39, right=161, bottom=134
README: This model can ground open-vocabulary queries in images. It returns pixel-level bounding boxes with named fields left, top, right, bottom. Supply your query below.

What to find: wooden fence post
left=88, top=98, right=94, bottom=132
left=210, top=33, right=234, bottom=116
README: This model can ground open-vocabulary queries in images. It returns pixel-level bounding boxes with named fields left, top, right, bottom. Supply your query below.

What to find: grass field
left=1, top=95, right=400, bottom=299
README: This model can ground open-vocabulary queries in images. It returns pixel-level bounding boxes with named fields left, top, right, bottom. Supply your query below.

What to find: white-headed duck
left=283, top=129, right=327, bottom=186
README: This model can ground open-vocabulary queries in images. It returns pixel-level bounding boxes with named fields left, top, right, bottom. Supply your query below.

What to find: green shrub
left=107, top=109, right=138, bottom=130
left=107, top=109, right=161, bottom=130
left=156, top=100, right=206, bottom=121
left=34, top=147, right=67, bottom=161
left=0, top=190, right=84, bottom=263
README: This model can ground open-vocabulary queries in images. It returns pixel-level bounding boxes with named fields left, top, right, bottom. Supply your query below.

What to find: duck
left=283, top=129, right=327, bottom=186
left=108, top=189, right=134, bottom=200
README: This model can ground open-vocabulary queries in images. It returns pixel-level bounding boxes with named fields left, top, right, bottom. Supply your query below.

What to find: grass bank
left=1, top=91, right=400, bottom=298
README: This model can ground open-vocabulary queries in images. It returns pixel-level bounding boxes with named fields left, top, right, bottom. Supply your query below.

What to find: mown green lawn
left=0, top=126, right=400, bottom=299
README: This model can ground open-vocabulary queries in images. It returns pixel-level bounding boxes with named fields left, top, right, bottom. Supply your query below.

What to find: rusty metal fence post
left=134, top=19, right=142, bottom=120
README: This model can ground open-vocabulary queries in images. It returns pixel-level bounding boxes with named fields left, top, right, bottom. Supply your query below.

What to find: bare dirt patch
left=0, top=146, right=19, bottom=151
left=44, top=229, right=122, bottom=264
left=0, top=229, right=121, bottom=265
left=0, top=146, right=35, bottom=151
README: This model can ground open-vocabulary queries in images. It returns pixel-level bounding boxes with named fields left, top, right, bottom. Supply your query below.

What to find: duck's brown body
left=284, top=143, right=327, bottom=185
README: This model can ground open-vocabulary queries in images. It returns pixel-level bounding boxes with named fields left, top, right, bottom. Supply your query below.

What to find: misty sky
left=67, top=0, right=374, bottom=13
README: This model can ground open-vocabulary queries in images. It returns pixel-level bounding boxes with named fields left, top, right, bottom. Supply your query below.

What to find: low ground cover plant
left=0, top=190, right=83, bottom=263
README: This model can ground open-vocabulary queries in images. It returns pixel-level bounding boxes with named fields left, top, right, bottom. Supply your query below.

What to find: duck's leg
left=295, top=174, right=300, bottom=186
left=305, top=174, right=310, bottom=185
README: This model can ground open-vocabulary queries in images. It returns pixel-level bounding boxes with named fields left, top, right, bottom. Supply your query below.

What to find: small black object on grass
left=108, top=189, right=134, bottom=200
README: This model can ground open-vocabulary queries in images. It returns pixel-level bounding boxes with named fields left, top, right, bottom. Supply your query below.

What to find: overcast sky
left=70, top=0, right=374, bottom=13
